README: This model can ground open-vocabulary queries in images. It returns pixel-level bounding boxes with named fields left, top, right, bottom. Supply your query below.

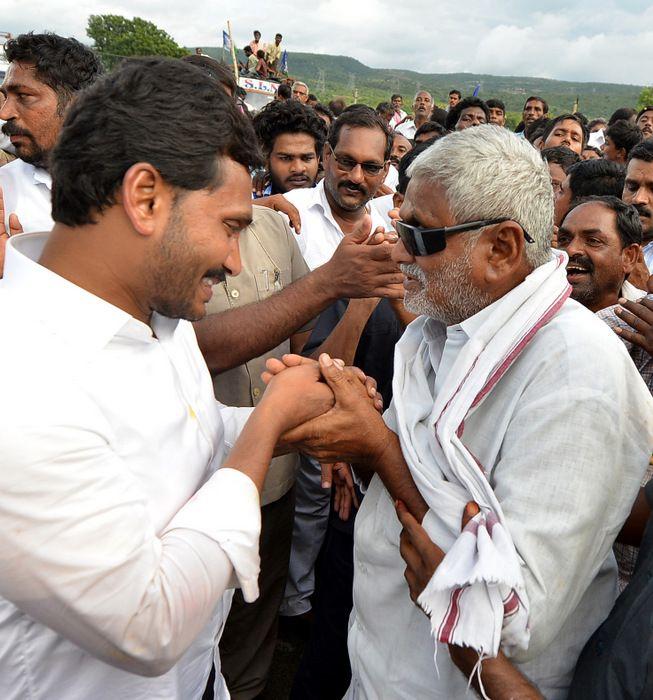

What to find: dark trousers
left=219, top=487, right=295, bottom=700
left=290, top=523, right=354, bottom=700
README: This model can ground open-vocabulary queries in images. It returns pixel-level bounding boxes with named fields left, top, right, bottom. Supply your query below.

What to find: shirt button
left=231, top=289, right=240, bottom=299
left=253, top=387, right=261, bottom=398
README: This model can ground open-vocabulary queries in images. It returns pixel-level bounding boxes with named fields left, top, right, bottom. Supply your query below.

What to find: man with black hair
left=413, top=120, right=447, bottom=143
left=313, top=102, right=335, bottom=127
left=395, top=91, right=432, bottom=139
left=558, top=196, right=643, bottom=311
left=623, top=140, right=653, bottom=271
left=0, top=55, right=341, bottom=700
left=609, top=107, right=637, bottom=126
left=554, top=158, right=626, bottom=225
left=517, top=95, right=549, bottom=134
left=542, top=113, right=587, bottom=155
left=375, top=101, right=394, bottom=124
left=252, top=99, right=326, bottom=196
left=447, top=89, right=461, bottom=110
left=445, top=96, right=489, bottom=131
left=0, top=32, right=102, bottom=255
left=276, top=82, right=291, bottom=100
left=589, top=118, right=608, bottom=133
left=389, top=131, right=412, bottom=167
left=390, top=93, right=406, bottom=128
left=636, top=106, right=653, bottom=141
left=604, top=120, right=643, bottom=164
left=486, top=98, right=506, bottom=127
left=265, top=33, right=283, bottom=75
left=541, top=145, right=581, bottom=197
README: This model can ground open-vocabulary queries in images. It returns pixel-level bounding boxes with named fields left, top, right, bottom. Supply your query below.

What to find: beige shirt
left=206, top=205, right=311, bottom=505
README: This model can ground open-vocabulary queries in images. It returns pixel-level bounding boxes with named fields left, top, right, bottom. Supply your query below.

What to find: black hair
left=375, top=101, right=394, bottom=117
left=628, top=140, right=653, bottom=164
left=567, top=159, right=626, bottom=200
left=448, top=89, right=461, bottom=99
left=327, top=105, right=392, bottom=160
left=253, top=98, right=327, bottom=155
left=397, top=140, right=435, bottom=195
left=574, top=112, right=588, bottom=126
left=50, top=57, right=261, bottom=227
left=275, top=33, right=283, bottom=39
left=637, top=106, right=653, bottom=121
left=605, top=119, right=643, bottom=157
left=328, top=99, right=346, bottom=117
left=430, top=106, right=448, bottom=126
left=567, top=195, right=642, bottom=247
left=182, top=54, right=237, bottom=96
left=542, top=113, right=588, bottom=148
left=523, top=96, right=549, bottom=114
left=308, top=93, right=317, bottom=102
left=243, top=45, right=253, bottom=54
left=608, top=107, right=636, bottom=126
left=486, top=98, right=505, bottom=113
left=588, top=118, right=607, bottom=131
left=583, top=145, right=603, bottom=157
left=4, top=32, right=102, bottom=109
left=254, top=30, right=261, bottom=36
left=313, top=102, right=335, bottom=123
left=541, top=146, right=581, bottom=173
left=525, top=116, right=551, bottom=143
left=277, top=83, right=292, bottom=99
left=391, top=93, right=402, bottom=101
left=414, top=121, right=448, bottom=140
left=445, top=96, right=490, bottom=130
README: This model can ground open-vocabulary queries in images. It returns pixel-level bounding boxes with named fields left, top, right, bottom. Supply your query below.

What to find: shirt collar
left=2, top=231, right=176, bottom=357
left=310, top=179, right=387, bottom=233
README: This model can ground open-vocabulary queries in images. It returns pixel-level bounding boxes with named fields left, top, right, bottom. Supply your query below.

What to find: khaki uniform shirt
left=206, top=205, right=311, bottom=506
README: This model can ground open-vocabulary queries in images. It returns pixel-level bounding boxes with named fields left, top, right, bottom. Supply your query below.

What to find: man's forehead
left=1, top=61, right=43, bottom=90
left=627, top=159, right=653, bottom=182
left=335, top=126, right=386, bottom=155
left=564, top=202, right=617, bottom=231
left=639, top=110, right=653, bottom=120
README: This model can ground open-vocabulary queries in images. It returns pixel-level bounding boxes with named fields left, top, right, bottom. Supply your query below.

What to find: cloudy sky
left=2, top=0, right=652, bottom=85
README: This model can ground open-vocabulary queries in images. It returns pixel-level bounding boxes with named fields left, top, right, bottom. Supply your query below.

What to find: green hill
left=198, top=47, right=643, bottom=120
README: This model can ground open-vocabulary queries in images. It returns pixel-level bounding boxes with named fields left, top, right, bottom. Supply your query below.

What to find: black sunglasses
left=327, top=143, right=387, bottom=176
left=395, top=217, right=534, bottom=257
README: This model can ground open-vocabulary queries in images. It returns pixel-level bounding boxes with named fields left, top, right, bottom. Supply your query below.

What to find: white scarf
left=392, top=250, right=571, bottom=659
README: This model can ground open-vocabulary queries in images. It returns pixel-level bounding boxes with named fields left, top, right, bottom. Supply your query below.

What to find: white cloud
left=1, top=0, right=652, bottom=84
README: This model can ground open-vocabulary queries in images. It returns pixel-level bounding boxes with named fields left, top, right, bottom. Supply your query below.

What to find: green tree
left=638, top=87, right=653, bottom=110
left=87, top=14, right=186, bottom=70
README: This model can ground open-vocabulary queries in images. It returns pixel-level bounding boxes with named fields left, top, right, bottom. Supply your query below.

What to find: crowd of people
left=0, top=30, right=653, bottom=700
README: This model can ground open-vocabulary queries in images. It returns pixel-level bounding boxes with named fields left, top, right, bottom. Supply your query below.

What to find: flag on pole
left=222, top=30, right=231, bottom=51
left=280, top=50, right=288, bottom=74
left=472, top=83, right=481, bottom=97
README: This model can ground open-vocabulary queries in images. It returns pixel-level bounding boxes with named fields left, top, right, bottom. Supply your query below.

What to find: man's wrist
left=308, top=262, right=341, bottom=304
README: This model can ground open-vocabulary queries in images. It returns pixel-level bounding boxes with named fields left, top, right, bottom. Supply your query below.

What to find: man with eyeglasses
left=291, top=81, right=309, bottom=104
left=269, top=125, right=652, bottom=699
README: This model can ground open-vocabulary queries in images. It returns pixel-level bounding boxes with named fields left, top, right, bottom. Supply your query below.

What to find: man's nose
left=348, top=164, right=366, bottom=184
left=224, top=236, right=242, bottom=277
left=392, top=236, right=413, bottom=265
left=0, top=96, right=16, bottom=122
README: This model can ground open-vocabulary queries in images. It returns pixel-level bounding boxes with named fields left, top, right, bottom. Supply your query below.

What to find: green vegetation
left=198, top=47, right=643, bottom=120
left=638, top=87, right=653, bottom=110
left=87, top=15, right=186, bottom=70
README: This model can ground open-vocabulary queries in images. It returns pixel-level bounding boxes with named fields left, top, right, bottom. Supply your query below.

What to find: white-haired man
left=267, top=125, right=653, bottom=698
left=394, top=91, right=432, bottom=140
left=291, top=81, right=309, bottom=104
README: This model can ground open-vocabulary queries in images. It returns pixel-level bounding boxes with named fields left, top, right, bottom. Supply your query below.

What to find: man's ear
left=483, top=221, right=527, bottom=283
left=120, top=162, right=174, bottom=238
left=622, top=243, right=642, bottom=275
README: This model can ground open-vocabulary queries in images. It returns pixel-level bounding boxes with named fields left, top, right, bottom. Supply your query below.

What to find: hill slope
left=199, top=47, right=643, bottom=118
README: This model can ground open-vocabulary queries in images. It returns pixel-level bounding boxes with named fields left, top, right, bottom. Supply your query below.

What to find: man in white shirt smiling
left=269, top=125, right=653, bottom=699
left=0, top=32, right=103, bottom=252
left=0, top=57, right=338, bottom=700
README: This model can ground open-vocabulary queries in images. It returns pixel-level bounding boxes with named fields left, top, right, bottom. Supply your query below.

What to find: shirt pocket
left=253, top=264, right=292, bottom=299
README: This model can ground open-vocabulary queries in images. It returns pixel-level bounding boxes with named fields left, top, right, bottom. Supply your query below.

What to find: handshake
left=257, top=353, right=389, bottom=518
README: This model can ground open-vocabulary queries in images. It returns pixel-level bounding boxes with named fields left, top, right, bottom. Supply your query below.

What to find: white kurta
left=347, top=297, right=653, bottom=699
left=0, top=232, right=259, bottom=700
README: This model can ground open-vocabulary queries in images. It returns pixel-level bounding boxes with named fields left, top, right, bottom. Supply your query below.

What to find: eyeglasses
left=327, top=143, right=387, bottom=176
left=395, top=217, right=534, bottom=257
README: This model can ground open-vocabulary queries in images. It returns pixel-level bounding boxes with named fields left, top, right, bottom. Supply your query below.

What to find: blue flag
left=280, top=50, right=288, bottom=74
left=472, top=83, right=481, bottom=97
left=222, top=30, right=231, bottom=51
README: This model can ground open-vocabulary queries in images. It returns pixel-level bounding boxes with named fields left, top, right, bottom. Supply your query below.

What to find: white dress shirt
left=0, top=158, right=54, bottom=232
left=0, top=231, right=260, bottom=700
left=347, top=298, right=653, bottom=699
left=394, top=119, right=416, bottom=139
left=389, top=110, right=407, bottom=129
left=283, top=179, right=388, bottom=270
